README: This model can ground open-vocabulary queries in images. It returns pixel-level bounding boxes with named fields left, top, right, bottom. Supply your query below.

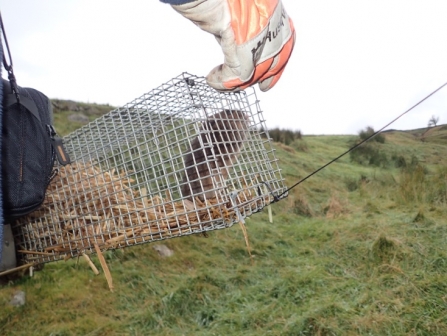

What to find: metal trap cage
left=13, top=73, right=288, bottom=265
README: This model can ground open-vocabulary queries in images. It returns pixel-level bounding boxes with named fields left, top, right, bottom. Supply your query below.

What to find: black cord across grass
left=267, top=80, right=447, bottom=202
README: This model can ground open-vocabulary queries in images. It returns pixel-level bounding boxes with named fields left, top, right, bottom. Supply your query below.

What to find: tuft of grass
left=344, top=174, right=369, bottom=192
left=428, top=166, right=447, bottom=205
left=371, top=233, right=402, bottom=263
left=292, top=138, right=309, bottom=152
left=363, top=201, right=381, bottom=215
left=292, top=194, right=315, bottom=217
left=324, top=193, right=349, bottom=219
left=397, top=164, right=447, bottom=206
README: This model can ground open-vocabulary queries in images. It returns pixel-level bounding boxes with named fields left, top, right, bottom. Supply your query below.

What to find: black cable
left=268, top=80, right=447, bottom=202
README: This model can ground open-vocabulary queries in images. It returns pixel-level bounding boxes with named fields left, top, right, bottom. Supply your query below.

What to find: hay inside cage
left=13, top=73, right=288, bottom=265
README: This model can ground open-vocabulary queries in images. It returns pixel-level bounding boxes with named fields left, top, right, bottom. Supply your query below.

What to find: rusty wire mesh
left=13, top=73, right=288, bottom=265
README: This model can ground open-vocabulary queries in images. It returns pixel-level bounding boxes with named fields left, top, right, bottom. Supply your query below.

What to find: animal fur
left=181, top=110, right=249, bottom=201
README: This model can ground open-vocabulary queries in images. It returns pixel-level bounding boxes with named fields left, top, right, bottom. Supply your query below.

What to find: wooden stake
left=238, top=220, right=254, bottom=265
left=17, top=250, right=54, bottom=256
left=82, top=253, right=100, bottom=275
left=0, top=263, right=34, bottom=277
left=264, top=185, right=273, bottom=223
left=94, top=244, right=114, bottom=292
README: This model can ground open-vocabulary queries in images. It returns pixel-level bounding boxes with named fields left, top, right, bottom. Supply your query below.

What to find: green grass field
left=1, top=103, right=446, bottom=336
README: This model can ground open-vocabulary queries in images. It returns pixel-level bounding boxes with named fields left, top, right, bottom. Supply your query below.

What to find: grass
left=1, top=103, right=447, bottom=335
left=52, top=100, right=114, bottom=136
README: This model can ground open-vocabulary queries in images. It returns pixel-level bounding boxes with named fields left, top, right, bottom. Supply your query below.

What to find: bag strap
left=0, top=12, right=41, bottom=121
left=2, top=79, right=41, bottom=122
left=0, top=11, right=20, bottom=104
left=0, top=12, right=71, bottom=166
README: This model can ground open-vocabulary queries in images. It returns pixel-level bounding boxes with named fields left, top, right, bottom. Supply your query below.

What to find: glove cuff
left=172, top=0, right=232, bottom=36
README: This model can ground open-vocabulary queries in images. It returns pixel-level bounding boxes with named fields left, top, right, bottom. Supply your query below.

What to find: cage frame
left=13, top=72, right=288, bottom=265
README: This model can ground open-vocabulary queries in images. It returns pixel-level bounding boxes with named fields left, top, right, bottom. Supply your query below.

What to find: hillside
left=1, top=100, right=446, bottom=335
left=51, top=99, right=115, bottom=136
left=384, top=123, right=447, bottom=145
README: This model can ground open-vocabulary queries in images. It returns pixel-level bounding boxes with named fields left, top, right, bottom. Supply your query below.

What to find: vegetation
left=51, top=99, right=115, bottom=136
left=267, top=128, right=303, bottom=146
left=349, top=126, right=388, bottom=167
left=1, top=101, right=447, bottom=335
left=358, top=126, right=386, bottom=144
left=428, top=115, right=440, bottom=128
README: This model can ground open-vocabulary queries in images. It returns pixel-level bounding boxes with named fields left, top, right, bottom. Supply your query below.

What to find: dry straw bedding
left=16, top=162, right=267, bottom=265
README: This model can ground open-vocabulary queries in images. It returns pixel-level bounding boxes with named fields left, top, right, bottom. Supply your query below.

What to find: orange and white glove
left=172, top=0, right=296, bottom=92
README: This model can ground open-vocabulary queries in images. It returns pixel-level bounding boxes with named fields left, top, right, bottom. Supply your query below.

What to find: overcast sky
left=2, top=1, right=447, bottom=134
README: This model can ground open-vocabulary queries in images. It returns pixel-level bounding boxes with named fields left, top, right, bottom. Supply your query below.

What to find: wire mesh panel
left=13, top=73, right=288, bottom=265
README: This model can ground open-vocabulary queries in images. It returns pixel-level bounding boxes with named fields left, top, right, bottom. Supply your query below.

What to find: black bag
left=1, top=15, right=70, bottom=223
left=2, top=80, right=70, bottom=222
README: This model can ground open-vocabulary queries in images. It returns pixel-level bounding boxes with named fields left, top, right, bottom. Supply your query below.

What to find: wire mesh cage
left=13, top=73, right=288, bottom=265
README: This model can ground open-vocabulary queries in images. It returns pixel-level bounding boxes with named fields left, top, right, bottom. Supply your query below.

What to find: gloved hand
left=171, top=0, right=295, bottom=92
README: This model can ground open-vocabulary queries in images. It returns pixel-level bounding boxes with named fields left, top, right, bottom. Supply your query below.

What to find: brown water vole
left=181, top=109, right=249, bottom=201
